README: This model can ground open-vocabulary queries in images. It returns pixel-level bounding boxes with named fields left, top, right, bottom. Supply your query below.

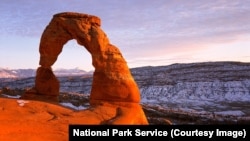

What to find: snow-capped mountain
left=0, top=68, right=93, bottom=78
left=0, top=68, right=36, bottom=78
left=53, top=68, right=93, bottom=76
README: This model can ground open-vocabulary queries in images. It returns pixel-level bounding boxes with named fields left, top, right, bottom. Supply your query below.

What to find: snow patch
left=60, top=102, right=89, bottom=110
left=1, top=94, right=21, bottom=99
left=17, top=99, right=29, bottom=107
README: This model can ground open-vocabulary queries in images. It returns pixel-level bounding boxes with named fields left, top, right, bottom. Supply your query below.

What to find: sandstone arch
left=23, top=12, right=141, bottom=104
left=21, top=12, right=148, bottom=125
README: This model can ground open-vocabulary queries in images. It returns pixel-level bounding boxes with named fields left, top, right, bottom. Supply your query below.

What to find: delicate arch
left=30, top=12, right=140, bottom=104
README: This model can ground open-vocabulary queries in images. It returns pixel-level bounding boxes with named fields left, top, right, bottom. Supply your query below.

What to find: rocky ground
left=1, top=91, right=249, bottom=125
left=0, top=97, right=73, bottom=141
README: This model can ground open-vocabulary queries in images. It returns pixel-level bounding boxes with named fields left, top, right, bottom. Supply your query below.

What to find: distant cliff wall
left=131, top=62, right=250, bottom=103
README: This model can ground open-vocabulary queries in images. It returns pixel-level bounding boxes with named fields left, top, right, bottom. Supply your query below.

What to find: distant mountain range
left=0, top=68, right=93, bottom=78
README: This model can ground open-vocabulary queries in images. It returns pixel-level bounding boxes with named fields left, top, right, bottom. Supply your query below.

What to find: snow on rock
left=1, top=94, right=21, bottom=99
left=60, top=102, right=89, bottom=110
left=139, top=81, right=250, bottom=103
left=16, top=99, right=30, bottom=107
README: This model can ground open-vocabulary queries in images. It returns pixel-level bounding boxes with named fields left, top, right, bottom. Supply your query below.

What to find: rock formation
left=21, top=12, right=148, bottom=125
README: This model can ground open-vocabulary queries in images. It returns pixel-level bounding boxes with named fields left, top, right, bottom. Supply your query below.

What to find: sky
left=0, top=0, right=250, bottom=71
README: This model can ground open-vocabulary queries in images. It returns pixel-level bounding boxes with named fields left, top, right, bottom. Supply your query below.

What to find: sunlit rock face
left=21, top=12, right=148, bottom=125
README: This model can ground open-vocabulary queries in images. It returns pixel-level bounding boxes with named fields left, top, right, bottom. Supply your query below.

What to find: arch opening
left=53, top=40, right=94, bottom=72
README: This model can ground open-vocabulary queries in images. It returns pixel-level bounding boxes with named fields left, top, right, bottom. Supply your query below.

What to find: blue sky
left=0, top=0, right=250, bottom=71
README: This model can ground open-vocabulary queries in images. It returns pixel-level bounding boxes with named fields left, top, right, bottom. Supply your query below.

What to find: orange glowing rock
left=0, top=97, right=147, bottom=140
left=21, top=12, right=148, bottom=125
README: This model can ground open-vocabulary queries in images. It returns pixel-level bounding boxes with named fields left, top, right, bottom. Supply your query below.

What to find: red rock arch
left=24, top=12, right=140, bottom=104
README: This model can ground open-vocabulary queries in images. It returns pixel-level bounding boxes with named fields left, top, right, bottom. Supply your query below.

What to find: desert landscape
left=1, top=0, right=250, bottom=140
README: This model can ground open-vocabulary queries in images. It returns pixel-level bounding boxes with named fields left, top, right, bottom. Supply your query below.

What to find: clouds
left=0, top=0, right=250, bottom=69
left=105, top=0, right=250, bottom=45
left=2, top=0, right=249, bottom=41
